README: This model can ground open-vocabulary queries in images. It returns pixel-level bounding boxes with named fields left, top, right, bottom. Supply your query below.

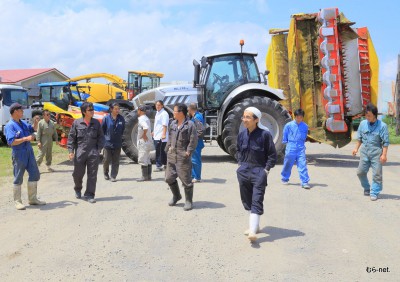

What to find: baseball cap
left=9, top=103, right=23, bottom=114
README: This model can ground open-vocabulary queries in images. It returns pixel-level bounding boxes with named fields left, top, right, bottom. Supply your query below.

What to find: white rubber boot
left=248, top=213, right=260, bottom=242
left=13, top=184, right=26, bottom=210
left=28, top=182, right=46, bottom=205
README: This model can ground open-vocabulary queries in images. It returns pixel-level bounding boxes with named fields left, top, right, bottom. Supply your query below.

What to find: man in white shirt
left=153, top=100, right=169, bottom=172
left=137, top=105, right=153, bottom=181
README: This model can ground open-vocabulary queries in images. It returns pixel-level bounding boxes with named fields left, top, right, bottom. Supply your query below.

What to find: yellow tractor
left=67, top=71, right=164, bottom=116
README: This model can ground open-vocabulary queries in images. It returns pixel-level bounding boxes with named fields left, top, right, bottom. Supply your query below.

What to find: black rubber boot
left=137, top=166, right=148, bottom=182
left=147, top=165, right=152, bottom=180
left=168, top=181, right=182, bottom=206
left=183, top=185, right=193, bottom=211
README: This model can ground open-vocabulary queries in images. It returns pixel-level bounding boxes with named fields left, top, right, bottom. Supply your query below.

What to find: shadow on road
left=96, top=196, right=133, bottom=202
left=194, top=201, right=226, bottom=209
left=251, top=226, right=305, bottom=248
left=379, top=193, right=400, bottom=200
left=30, top=200, right=79, bottom=210
left=200, top=178, right=227, bottom=184
left=308, top=153, right=400, bottom=168
left=202, top=154, right=236, bottom=164
left=308, top=154, right=360, bottom=168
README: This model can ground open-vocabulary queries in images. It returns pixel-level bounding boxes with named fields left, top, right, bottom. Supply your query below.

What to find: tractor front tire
left=221, top=96, right=291, bottom=162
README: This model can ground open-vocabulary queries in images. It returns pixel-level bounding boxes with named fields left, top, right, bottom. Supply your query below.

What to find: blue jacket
left=282, top=120, right=308, bottom=152
left=236, top=127, right=277, bottom=171
left=101, top=114, right=125, bottom=149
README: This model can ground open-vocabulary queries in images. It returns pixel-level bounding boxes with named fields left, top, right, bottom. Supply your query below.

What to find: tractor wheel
left=119, top=107, right=131, bottom=119
left=122, top=109, right=156, bottom=163
left=0, top=133, right=7, bottom=145
left=221, top=96, right=291, bottom=162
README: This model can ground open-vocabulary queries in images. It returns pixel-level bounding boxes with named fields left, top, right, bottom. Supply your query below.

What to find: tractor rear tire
left=122, top=109, right=156, bottom=163
left=221, top=96, right=291, bottom=162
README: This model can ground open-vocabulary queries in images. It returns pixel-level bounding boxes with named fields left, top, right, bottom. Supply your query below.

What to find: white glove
left=264, top=169, right=269, bottom=177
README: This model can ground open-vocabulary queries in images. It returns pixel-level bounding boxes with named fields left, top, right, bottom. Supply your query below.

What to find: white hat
left=244, top=107, right=269, bottom=131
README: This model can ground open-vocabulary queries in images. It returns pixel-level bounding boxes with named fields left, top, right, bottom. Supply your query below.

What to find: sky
left=0, top=0, right=399, bottom=83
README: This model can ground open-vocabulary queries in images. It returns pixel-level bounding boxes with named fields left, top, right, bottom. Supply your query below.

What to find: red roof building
left=0, top=68, right=69, bottom=101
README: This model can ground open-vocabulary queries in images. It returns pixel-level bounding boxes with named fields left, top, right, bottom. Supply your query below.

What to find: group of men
left=5, top=101, right=389, bottom=242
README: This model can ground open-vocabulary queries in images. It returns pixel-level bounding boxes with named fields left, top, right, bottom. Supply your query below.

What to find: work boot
left=147, top=165, right=152, bottom=181
left=183, top=185, right=193, bottom=211
left=13, top=184, right=26, bottom=210
left=137, top=166, right=148, bottom=182
left=168, top=181, right=182, bottom=206
left=47, top=165, right=54, bottom=172
left=248, top=213, right=260, bottom=242
left=27, top=181, right=46, bottom=205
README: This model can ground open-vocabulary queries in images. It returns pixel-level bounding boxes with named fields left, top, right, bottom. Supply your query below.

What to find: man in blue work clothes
left=280, top=108, right=310, bottom=189
left=5, top=103, right=46, bottom=210
left=236, top=107, right=276, bottom=243
left=188, top=103, right=205, bottom=183
left=352, top=103, right=389, bottom=201
left=102, top=103, right=125, bottom=182
left=67, top=102, right=104, bottom=203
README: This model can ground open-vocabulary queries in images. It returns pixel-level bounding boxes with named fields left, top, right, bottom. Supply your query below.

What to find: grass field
left=0, top=142, right=68, bottom=178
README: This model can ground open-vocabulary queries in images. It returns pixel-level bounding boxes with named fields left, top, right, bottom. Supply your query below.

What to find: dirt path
left=0, top=142, right=399, bottom=281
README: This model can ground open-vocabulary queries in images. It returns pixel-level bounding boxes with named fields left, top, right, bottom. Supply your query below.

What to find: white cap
left=244, top=107, right=269, bottom=131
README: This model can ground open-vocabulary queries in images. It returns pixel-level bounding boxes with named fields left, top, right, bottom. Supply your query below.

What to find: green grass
left=0, top=142, right=68, bottom=178
left=382, top=117, right=400, bottom=144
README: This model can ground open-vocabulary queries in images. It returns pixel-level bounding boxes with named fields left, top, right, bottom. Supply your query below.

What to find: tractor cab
left=193, top=52, right=262, bottom=109
left=38, top=81, right=109, bottom=113
left=127, top=71, right=164, bottom=100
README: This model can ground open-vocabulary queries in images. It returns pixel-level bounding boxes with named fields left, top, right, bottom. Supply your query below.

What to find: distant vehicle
left=32, top=81, right=108, bottom=146
left=0, top=84, right=32, bottom=145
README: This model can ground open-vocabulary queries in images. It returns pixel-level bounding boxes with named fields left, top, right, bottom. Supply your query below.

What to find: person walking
left=352, top=103, right=389, bottom=201
left=36, top=109, right=59, bottom=172
left=165, top=103, right=198, bottom=211
left=280, top=109, right=311, bottom=189
left=67, top=102, right=104, bottom=203
left=236, top=107, right=276, bottom=242
left=102, top=103, right=125, bottom=182
left=137, top=105, right=153, bottom=182
left=153, top=100, right=169, bottom=172
left=188, top=103, right=205, bottom=183
left=5, top=103, right=46, bottom=210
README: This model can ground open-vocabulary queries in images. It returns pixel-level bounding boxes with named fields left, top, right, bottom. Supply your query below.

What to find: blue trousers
left=12, top=148, right=40, bottom=185
left=357, top=148, right=383, bottom=196
left=236, top=163, right=267, bottom=215
left=191, top=139, right=204, bottom=180
left=281, top=148, right=310, bottom=185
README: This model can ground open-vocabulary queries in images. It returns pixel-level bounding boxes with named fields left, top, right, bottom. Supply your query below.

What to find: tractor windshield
left=205, top=55, right=244, bottom=108
left=40, top=85, right=79, bottom=111
left=1, top=89, right=29, bottom=107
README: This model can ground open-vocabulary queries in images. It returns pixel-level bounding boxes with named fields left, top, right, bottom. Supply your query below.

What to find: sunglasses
left=87, top=109, right=94, bottom=112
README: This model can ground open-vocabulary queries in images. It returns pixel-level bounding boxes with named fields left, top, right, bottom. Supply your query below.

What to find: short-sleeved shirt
left=5, top=119, right=34, bottom=151
left=153, top=108, right=169, bottom=142
left=138, top=115, right=152, bottom=143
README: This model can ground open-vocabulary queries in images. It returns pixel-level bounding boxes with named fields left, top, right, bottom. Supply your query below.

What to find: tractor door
left=204, top=55, right=246, bottom=109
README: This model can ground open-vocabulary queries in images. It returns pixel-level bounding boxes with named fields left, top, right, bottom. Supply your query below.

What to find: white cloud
left=381, top=57, right=398, bottom=81
left=0, top=0, right=270, bottom=83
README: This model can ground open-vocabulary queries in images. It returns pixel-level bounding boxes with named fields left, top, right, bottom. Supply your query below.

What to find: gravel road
left=0, top=141, right=399, bottom=281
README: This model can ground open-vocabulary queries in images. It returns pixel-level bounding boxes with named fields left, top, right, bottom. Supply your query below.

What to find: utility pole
left=396, top=54, right=400, bottom=135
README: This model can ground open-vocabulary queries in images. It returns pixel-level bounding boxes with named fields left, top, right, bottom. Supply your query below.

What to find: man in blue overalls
left=352, top=103, right=389, bottom=201
left=5, top=103, right=46, bottom=210
left=280, top=109, right=310, bottom=189
left=236, top=107, right=276, bottom=242
left=188, top=103, right=205, bottom=183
